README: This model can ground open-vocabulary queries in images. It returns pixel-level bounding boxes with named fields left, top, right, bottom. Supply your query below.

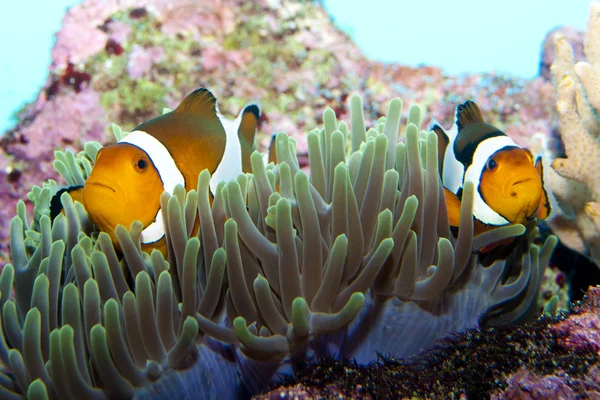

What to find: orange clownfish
left=50, top=88, right=260, bottom=255
left=430, top=101, right=551, bottom=250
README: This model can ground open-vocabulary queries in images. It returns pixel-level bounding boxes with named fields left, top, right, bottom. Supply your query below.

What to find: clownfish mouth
left=511, top=178, right=533, bottom=186
left=86, top=181, right=116, bottom=193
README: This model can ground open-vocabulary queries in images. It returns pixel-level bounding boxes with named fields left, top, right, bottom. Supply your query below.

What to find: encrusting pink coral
left=0, top=87, right=107, bottom=260
left=551, top=312, right=600, bottom=352
left=492, top=368, right=578, bottom=400
left=127, top=45, right=165, bottom=79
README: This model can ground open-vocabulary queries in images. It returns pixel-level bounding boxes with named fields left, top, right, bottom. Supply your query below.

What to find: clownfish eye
left=486, top=158, right=498, bottom=171
left=133, top=155, right=149, bottom=172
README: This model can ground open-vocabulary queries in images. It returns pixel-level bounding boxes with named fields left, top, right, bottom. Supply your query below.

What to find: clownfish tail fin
left=175, top=88, right=218, bottom=118
left=267, top=132, right=278, bottom=165
left=455, top=100, right=484, bottom=131
left=237, top=102, right=261, bottom=149
left=49, top=185, right=84, bottom=220
left=234, top=101, right=261, bottom=173
left=242, top=102, right=261, bottom=120
left=430, top=121, right=449, bottom=175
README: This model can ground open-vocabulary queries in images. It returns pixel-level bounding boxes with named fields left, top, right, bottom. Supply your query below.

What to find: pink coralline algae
left=200, top=46, right=252, bottom=72
left=127, top=45, right=165, bottom=78
left=5, top=87, right=107, bottom=161
left=0, top=87, right=108, bottom=261
left=107, top=21, right=132, bottom=45
left=492, top=364, right=600, bottom=400
left=489, top=286, right=600, bottom=399
left=149, top=0, right=237, bottom=36
left=51, top=0, right=136, bottom=67
left=552, top=310, right=600, bottom=352
left=51, top=0, right=237, bottom=67
left=253, top=383, right=350, bottom=400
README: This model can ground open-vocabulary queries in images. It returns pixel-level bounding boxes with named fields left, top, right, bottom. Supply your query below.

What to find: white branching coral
left=547, top=1, right=600, bottom=266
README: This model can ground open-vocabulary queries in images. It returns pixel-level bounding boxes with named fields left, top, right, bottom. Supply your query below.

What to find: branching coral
left=547, top=1, right=600, bottom=267
left=1, top=94, right=556, bottom=399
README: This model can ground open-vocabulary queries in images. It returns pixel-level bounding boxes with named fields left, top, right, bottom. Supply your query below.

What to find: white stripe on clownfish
left=430, top=118, right=463, bottom=195
left=140, top=209, right=165, bottom=244
left=211, top=104, right=257, bottom=196
left=464, top=135, right=518, bottom=226
left=118, top=129, right=185, bottom=244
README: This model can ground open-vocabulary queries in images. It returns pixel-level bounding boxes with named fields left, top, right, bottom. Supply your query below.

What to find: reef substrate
left=258, top=285, right=600, bottom=399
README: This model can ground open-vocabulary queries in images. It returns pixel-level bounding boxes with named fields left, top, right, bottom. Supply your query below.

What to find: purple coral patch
left=0, top=87, right=109, bottom=264
left=492, top=368, right=576, bottom=400
left=105, top=38, right=124, bottom=56
left=61, top=63, right=92, bottom=92
left=127, top=45, right=165, bottom=79
left=552, top=312, right=600, bottom=352
left=128, top=7, right=148, bottom=19
left=551, top=287, right=600, bottom=352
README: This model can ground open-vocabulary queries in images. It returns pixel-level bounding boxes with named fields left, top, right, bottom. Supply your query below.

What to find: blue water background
left=0, top=0, right=591, bottom=133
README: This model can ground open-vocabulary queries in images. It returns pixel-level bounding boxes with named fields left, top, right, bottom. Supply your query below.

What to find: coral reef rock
left=260, top=286, right=600, bottom=399
left=492, top=286, right=600, bottom=399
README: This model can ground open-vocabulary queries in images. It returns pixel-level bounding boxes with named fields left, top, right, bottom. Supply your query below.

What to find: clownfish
left=50, top=88, right=260, bottom=255
left=430, top=100, right=551, bottom=251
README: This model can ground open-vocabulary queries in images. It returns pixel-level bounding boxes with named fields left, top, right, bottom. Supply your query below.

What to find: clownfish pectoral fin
left=430, top=120, right=449, bottom=175
left=175, top=88, right=218, bottom=118
left=49, top=185, right=84, bottom=220
left=478, top=236, right=517, bottom=254
left=534, top=156, right=552, bottom=219
left=455, top=100, right=484, bottom=131
left=267, top=132, right=278, bottom=165
left=443, top=187, right=462, bottom=228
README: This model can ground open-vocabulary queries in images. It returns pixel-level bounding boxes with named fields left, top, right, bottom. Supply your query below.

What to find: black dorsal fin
left=456, top=100, right=484, bottom=131
left=452, top=100, right=505, bottom=166
left=237, top=103, right=261, bottom=148
left=175, top=88, right=218, bottom=118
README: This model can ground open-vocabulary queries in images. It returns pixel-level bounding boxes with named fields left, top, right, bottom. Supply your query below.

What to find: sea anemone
left=1, top=94, right=556, bottom=399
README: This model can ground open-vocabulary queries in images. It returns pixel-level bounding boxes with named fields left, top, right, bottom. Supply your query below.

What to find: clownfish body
left=430, top=101, right=551, bottom=250
left=51, top=88, right=260, bottom=254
